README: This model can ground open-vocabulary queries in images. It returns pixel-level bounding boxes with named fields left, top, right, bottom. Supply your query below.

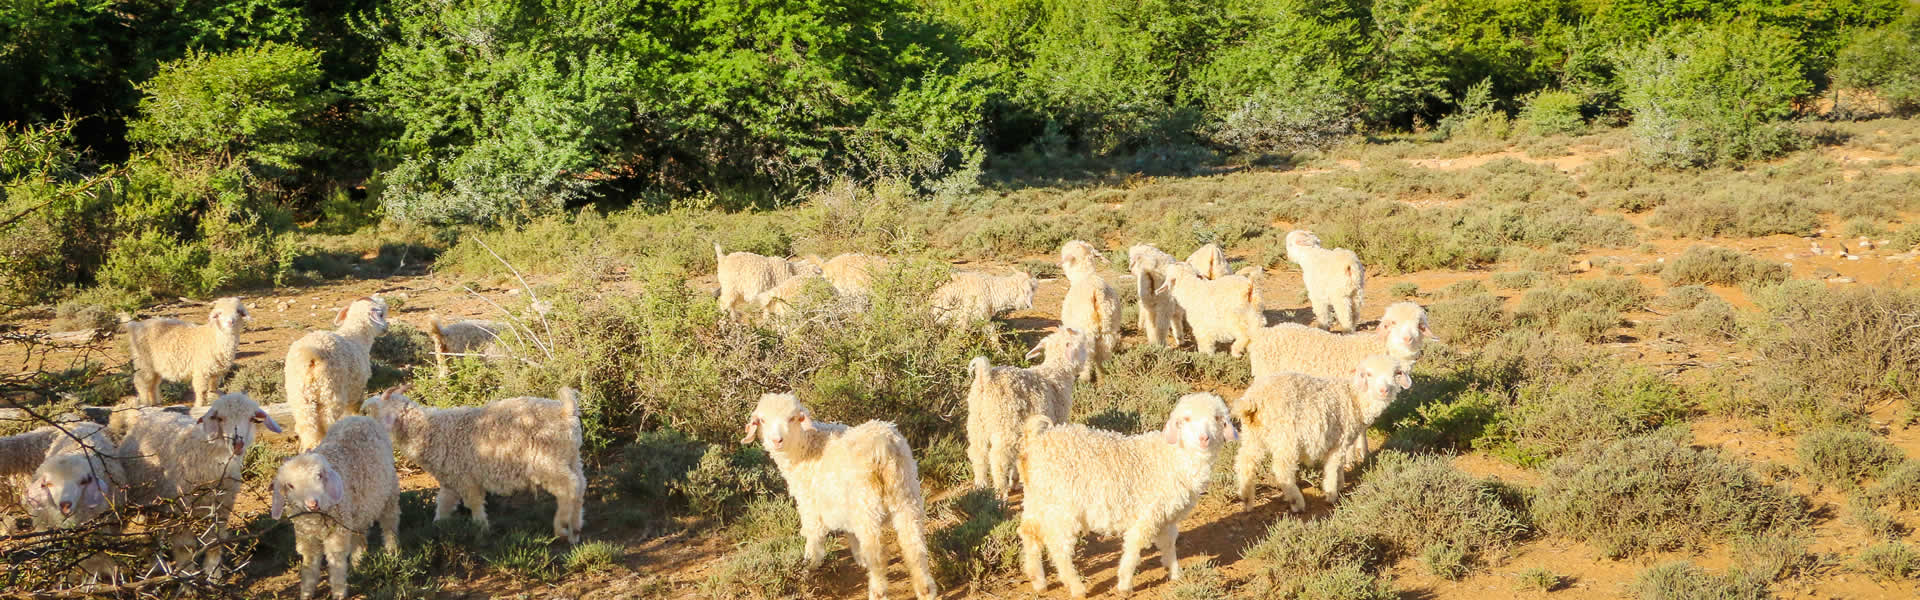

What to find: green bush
left=127, top=43, right=331, bottom=172
left=1796, top=428, right=1905, bottom=490
left=1520, top=89, right=1585, bottom=136
left=1513, top=567, right=1565, bottom=592
left=678, top=445, right=785, bottom=520
left=1659, top=246, right=1788, bottom=286
left=1534, top=432, right=1808, bottom=558
left=1244, top=517, right=1394, bottom=600
left=1490, top=271, right=1545, bottom=290
left=1834, top=9, right=1920, bottom=116
left=1617, top=20, right=1810, bottom=167
left=1496, top=368, right=1690, bottom=465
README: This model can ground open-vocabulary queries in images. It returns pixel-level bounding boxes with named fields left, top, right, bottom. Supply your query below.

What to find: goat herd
left=3, top=228, right=1438, bottom=599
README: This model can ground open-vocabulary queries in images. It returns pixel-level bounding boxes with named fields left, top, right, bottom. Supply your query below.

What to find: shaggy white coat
left=1017, top=393, right=1237, bottom=598
left=1247, top=301, right=1436, bottom=378
left=741, top=393, right=936, bottom=600
left=1231, top=355, right=1410, bottom=513
left=1128, top=245, right=1187, bottom=347
left=1285, top=230, right=1366, bottom=332
left=1060, top=241, right=1121, bottom=381
left=965, top=328, right=1090, bottom=498
left=715, top=243, right=821, bottom=316
left=126, top=297, right=248, bottom=406
left=286, top=297, right=388, bottom=451
left=117, top=392, right=283, bottom=574
left=930, top=270, right=1036, bottom=324
left=363, top=386, right=586, bottom=544
left=1163, top=263, right=1264, bottom=356
left=271, top=415, right=401, bottom=600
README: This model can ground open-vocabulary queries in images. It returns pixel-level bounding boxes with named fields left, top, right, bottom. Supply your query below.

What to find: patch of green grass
left=918, top=435, right=973, bottom=490
left=1796, top=429, right=1905, bottom=490
left=564, top=541, right=623, bottom=573
left=243, top=441, right=294, bottom=483
left=351, top=548, right=439, bottom=600
left=1854, top=542, right=1920, bottom=581
left=1496, top=367, right=1691, bottom=465
left=1534, top=432, right=1808, bottom=558
left=1659, top=246, right=1788, bottom=287
left=724, top=498, right=801, bottom=544
left=1387, top=282, right=1420, bottom=299
left=484, top=531, right=560, bottom=581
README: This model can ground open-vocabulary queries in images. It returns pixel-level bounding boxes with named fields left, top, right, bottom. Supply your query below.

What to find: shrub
left=370, top=322, right=434, bottom=370
left=1732, top=533, right=1815, bottom=582
left=1744, top=282, right=1920, bottom=420
left=1848, top=496, right=1903, bottom=539
left=927, top=490, right=1020, bottom=585
left=1490, top=271, right=1544, bottom=290
left=1659, top=247, right=1788, bottom=286
left=1534, top=432, right=1808, bottom=558
left=1386, top=282, right=1419, bottom=299
left=1653, top=285, right=1717, bottom=312
left=1497, top=368, right=1690, bottom=465
left=1428, top=294, right=1509, bottom=346
left=1629, top=562, right=1771, bottom=600
left=1332, top=452, right=1530, bottom=571
left=1513, top=567, right=1565, bottom=592
left=1854, top=542, right=1920, bottom=580
left=677, top=445, right=785, bottom=520
left=1651, top=191, right=1821, bottom=238
left=1439, top=279, right=1487, bottom=299
left=351, top=548, right=438, bottom=600
left=1663, top=298, right=1739, bottom=341
left=1868, top=461, right=1920, bottom=509
left=699, top=535, right=810, bottom=599
left=49, top=301, right=115, bottom=332
left=1245, top=517, right=1386, bottom=579
left=613, top=428, right=708, bottom=502
left=1795, top=429, right=1905, bottom=490
left=1557, top=308, right=1621, bottom=342
left=1162, top=559, right=1228, bottom=600
left=1520, top=90, right=1586, bottom=136
left=1617, top=20, right=1810, bottom=168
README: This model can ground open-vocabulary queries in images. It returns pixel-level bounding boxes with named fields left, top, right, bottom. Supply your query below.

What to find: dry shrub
left=1534, top=431, right=1808, bottom=558
left=1795, top=429, right=1905, bottom=491
left=1660, top=246, right=1788, bottom=286
left=1744, top=282, right=1920, bottom=423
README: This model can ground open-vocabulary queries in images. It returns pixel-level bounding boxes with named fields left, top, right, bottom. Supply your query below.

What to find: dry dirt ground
left=4, top=142, right=1920, bottom=598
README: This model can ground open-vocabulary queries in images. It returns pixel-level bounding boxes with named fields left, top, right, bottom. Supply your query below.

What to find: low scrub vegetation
left=1533, top=432, right=1808, bottom=558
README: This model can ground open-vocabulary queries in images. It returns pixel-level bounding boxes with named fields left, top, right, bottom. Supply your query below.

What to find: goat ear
left=1024, top=343, right=1045, bottom=360
left=197, top=413, right=222, bottom=437
left=333, top=305, right=350, bottom=325
left=1221, top=417, right=1238, bottom=442
left=269, top=484, right=284, bottom=519
left=82, top=473, right=109, bottom=508
left=798, top=411, right=818, bottom=432
left=739, top=417, right=761, bottom=445
left=254, top=408, right=283, bottom=434
left=321, top=469, right=345, bottom=504
left=1162, top=418, right=1181, bottom=447
left=1420, top=322, right=1441, bottom=342
left=1396, top=371, right=1414, bottom=389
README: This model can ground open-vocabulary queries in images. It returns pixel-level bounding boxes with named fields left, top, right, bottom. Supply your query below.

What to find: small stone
left=1860, top=240, right=1875, bottom=250
left=1573, top=259, right=1593, bottom=272
left=505, top=288, right=523, bottom=296
left=1827, top=276, right=1855, bottom=284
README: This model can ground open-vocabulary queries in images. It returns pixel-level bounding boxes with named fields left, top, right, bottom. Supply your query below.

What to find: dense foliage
left=1, top=0, right=1916, bottom=302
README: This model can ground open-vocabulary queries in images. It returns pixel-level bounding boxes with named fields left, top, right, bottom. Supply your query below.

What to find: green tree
left=128, top=43, right=332, bottom=172
left=1617, top=19, right=1810, bottom=168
